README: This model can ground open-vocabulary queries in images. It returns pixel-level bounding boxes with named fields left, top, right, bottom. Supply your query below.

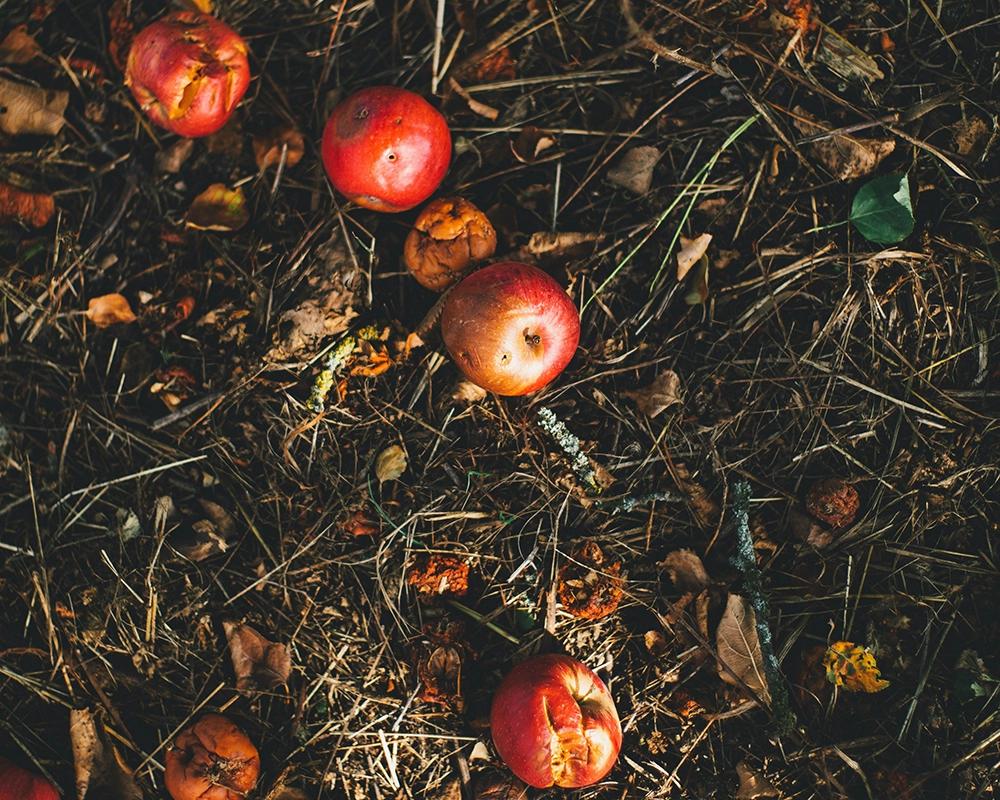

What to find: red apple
left=490, top=654, right=622, bottom=789
left=440, top=262, right=580, bottom=396
left=125, top=11, right=250, bottom=138
left=321, top=86, right=451, bottom=213
left=0, top=756, right=60, bottom=800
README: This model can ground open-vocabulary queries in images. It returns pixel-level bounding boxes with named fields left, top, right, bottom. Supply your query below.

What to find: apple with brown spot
left=125, top=11, right=250, bottom=138
left=321, top=86, right=451, bottom=213
left=440, top=262, right=580, bottom=396
left=490, top=654, right=622, bottom=788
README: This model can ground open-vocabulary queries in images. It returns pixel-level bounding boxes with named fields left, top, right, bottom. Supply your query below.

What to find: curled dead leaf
left=660, top=549, right=710, bottom=594
left=0, top=25, right=42, bottom=64
left=375, top=444, right=407, bottom=482
left=185, top=184, right=249, bottom=232
left=523, top=231, right=601, bottom=261
left=0, top=76, right=68, bottom=136
left=607, top=145, right=662, bottom=195
left=452, top=379, right=488, bottom=403
left=471, top=46, right=517, bottom=83
left=155, top=137, right=195, bottom=174
left=253, top=123, right=305, bottom=171
left=676, top=233, right=712, bottom=281
left=624, top=370, right=683, bottom=418
left=70, top=707, right=143, bottom=800
left=86, top=294, right=137, bottom=328
left=735, top=761, right=779, bottom=800
left=0, top=182, right=54, bottom=227
left=223, top=620, right=292, bottom=695
left=511, top=125, right=556, bottom=163
left=716, top=593, right=770, bottom=703
left=793, top=106, right=895, bottom=180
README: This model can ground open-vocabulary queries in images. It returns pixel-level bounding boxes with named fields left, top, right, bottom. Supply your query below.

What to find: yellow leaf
left=823, top=640, right=889, bottom=692
left=185, top=184, right=249, bottom=232
left=86, top=294, right=137, bottom=328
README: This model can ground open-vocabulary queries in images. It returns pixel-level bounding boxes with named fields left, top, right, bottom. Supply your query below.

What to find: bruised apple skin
left=164, top=713, right=260, bottom=800
left=0, top=756, right=60, bottom=800
left=490, top=654, right=622, bottom=789
left=440, top=262, right=580, bottom=396
left=125, top=11, right=250, bottom=138
left=321, top=86, right=451, bottom=212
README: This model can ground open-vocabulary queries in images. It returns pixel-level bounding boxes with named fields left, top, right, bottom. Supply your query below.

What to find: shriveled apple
left=440, top=261, right=580, bottom=396
left=404, top=196, right=496, bottom=291
left=164, top=713, right=260, bottom=800
left=321, top=86, right=451, bottom=212
left=490, top=654, right=622, bottom=788
left=125, top=11, right=250, bottom=138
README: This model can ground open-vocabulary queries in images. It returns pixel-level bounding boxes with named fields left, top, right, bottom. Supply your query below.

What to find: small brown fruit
left=164, top=713, right=260, bottom=800
left=805, top=478, right=860, bottom=528
left=404, top=196, right=497, bottom=291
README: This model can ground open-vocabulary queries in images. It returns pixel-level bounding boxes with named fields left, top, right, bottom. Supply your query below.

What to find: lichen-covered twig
left=308, top=324, right=380, bottom=411
left=598, top=490, right=684, bottom=514
left=536, top=406, right=601, bottom=492
left=730, top=480, right=795, bottom=734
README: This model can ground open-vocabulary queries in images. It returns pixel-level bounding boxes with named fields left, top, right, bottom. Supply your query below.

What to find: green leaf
left=850, top=173, right=914, bottom=244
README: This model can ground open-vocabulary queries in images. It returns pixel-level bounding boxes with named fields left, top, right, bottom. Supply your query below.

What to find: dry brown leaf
left=644, top=629, right=669, bottom=655
left=204, top=117, right=244, bottom=159
left=623, top=370, right=683, bottom=418
left=452, top=379, right=488, bottom=403
left=674, top=463, right=720, bottom=529
left=511, top=125, right=556, bottom=163
left=793, top=106, right=895, bottom=180
left=185, top=184, right=249, bottom=232
left=676, top=233, right=712, bottom=281
left=70, top=707, right=142, bottom=800
left=735, top=761, right=779, bottom=800
left=375, top=444, right=407, bottom=482
left=86, top=294, right=137, bottom=328
left=0, top=76, right=68, bottom=136
left=523, top=231, right=601, bottom=260
left=170, top=498, right=237, bottom=562
left=716, top=593, right=770, bottom=703
left=253, top=124, right=305, bottom=171
left=223, top=620, right=293, bottom=694
left=264, top=785, right=308, bottom=800
left=155, top=137, right=195, bottom=174
left=0, top=25, right=42, bottom=64
left=607, top=145, right=662, bottom=195
left=0, top=182, right=54, bottom=227
left=683, top=257, right=710, bottom=306
left=448, top=78, right=500, bottom=121
left=660, top=549, right=710, bottom=593
left=953, top=116, right=989, bottom=157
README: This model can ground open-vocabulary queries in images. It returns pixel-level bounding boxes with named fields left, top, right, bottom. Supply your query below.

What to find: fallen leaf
left=850, top=173, right=914, bottom=245
left=953, top=648, right=994, bottom=704
left=793, top=106, right=895, bottom=180
left=674, top=463, right=720, bottom=529
left=106, top=0, right=133, bottom=72
left=155, top=137, right=195, bottom=174
left=86, top=294, right=137, bottom=328
left=660, top=549, right=710, bottom=593
left=683, top=257, right=710, bottom=305
left=953, top=116, right=988, bottom=157
left=813, top=19, right=884, bottom=83
left=110, top=508, right=141, bottom=542
left=253, top=123, right=305, bottom=170
left=644, top=629, right=669, bottom=655
left=823, top=640, right=889, bottom=692
left=716, top=593, right=770, bottom=703
left=0, top=182, right=54, bottom=227
left=607, top=145, right=662, bottom=195
left=523, top=231, right=600, bottom=260
left=170, top=498, right=237, bottom=562
left=735, top=761, right=779, bottom=799
left=448, top=78, right=500, bottom=121
left=472, top=46, right=517, bottom=82
left=70, top=707, right=143, bottom=800
left=204, top=118, right=244, bottom=159
left=0, top=76, right=68, bottom=136
left=676, top=233, right=712, bottom=281
left=223, top=621, right=293, bottom=694
left=787, top=505, right=834, bottom=549
left=624, top=370, right=683, bottom=418
left=0, top=25, right=42, bottom=64
left=186, top=184, right=249, bottom=232
left=375, top=444, right=407, bottom=482
left=452, top=379, right=488, bottom=403
left=511, top=125, right=556, bottom=163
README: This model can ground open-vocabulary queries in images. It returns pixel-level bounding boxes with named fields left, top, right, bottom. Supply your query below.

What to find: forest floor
left=1, top=1, right=999, bottom=798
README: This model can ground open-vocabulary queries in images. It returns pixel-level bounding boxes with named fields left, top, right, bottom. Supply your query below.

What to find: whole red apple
left=490, top=654, right=622, bottom=789
left=125, top=11, right=250, bottom=138
left=440, top=262, right=580, bottom=396
left=0, top=756, right=60, bottom=800
left=321, top=86, right=451, bottom=212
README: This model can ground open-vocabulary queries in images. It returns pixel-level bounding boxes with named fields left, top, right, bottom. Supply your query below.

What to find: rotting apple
left=125, top=11, right=250, bottom=138
left=490, top=654, right=622, bottom=789
left=164, top=713, right=260, bottom=800
left=0, top=756, right=59, bottom=800
left=404, top=196, right=497, bottom=291
left=321, top=86, right=451, bottom=212
left=440, top=261, right=580, bottom=396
